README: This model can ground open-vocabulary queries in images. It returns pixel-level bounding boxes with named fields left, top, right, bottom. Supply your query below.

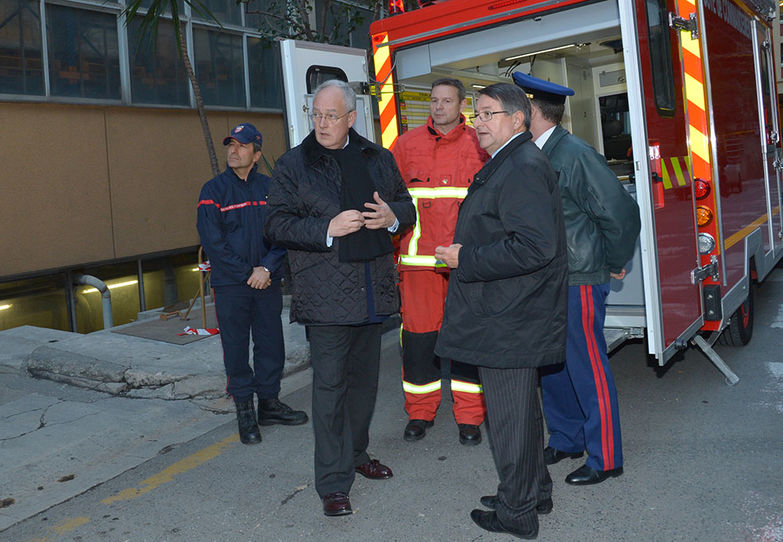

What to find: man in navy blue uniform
left=513, top=72, right=640, bottom=485
left=197, top=122, right=308, bottom=445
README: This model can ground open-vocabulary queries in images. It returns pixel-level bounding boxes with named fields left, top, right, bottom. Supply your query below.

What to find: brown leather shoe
left=354, top=459, right=393, bottom=480
left=322, top=492, right=352, bottom=516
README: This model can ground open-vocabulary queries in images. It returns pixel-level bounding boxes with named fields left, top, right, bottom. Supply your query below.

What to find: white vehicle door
left=279, top=39, right=375, bottom=147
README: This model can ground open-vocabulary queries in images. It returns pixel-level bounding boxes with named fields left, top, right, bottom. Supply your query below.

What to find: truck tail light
left=696, top=205, right=713, bottom=226
left=697, top=233, right=716, bottom=254
left=694, top=178, right=710, bottom=200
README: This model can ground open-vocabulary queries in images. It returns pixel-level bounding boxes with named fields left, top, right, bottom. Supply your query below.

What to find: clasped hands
left=328, top=191, right=396, bottom=237
left=247, top=266, right=271, bottom=289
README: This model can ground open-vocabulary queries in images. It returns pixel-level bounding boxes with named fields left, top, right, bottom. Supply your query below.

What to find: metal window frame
left=3, top=0, right=284, bottom=111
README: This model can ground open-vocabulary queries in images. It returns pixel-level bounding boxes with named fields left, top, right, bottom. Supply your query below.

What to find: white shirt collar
left=491, top=131, right=525, bottom=159
left=534, top=125, right=557, bottom=149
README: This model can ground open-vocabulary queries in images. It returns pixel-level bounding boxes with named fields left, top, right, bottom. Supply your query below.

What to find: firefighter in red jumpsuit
left=392, top=78, right=489, bottom=445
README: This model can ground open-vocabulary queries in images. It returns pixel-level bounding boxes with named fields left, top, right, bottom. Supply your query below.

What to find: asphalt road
left=2, top=269, right=783, bottom=542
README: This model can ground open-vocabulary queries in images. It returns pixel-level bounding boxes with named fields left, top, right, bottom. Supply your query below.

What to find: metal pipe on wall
left=65, top=270, right=78, bottom=332
left=74, top=274, right=114, bottom=330
left=137, top=259, right=147, bottom=313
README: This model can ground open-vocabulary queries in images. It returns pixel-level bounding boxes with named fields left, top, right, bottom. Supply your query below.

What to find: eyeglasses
left=310, top=111, right=353, bottom=124
left=470, top=110, right=510, bottom=123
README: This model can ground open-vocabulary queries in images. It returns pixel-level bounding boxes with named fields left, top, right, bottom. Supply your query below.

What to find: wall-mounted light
left=0, top=304, right=11, bottom=311
left=503, top=43, right=589, bottom=62
left=472, top=84, right=486, bottom=90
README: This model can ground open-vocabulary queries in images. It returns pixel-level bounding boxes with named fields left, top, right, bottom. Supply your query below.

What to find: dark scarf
left=323, top=137, right=394, bottom=263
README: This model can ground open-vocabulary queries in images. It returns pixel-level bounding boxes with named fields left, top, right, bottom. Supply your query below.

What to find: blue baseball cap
left=223, top=123, right=263, bottom=146
left=512, top=72, right=574, bottom=104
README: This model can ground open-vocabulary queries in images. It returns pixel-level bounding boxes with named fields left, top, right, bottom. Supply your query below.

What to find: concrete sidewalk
left=0, top=304, right=309, bottom=402
left=0, top=304, right=310, bottom=531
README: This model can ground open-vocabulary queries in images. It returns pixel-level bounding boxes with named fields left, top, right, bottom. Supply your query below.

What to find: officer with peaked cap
left=512, top=72, right=641, bottom=485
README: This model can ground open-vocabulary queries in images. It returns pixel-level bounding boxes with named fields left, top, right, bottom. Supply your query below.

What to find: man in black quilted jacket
left=265, top=80, right=415, bottom=518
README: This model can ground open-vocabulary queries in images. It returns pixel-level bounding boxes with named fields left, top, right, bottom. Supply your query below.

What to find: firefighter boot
left=458, top=424, right=482, bottom=446
left=258, top=397, right=308, bottom=426
left=404, top=419, right=434, bottom=442
left=236, top=398, right=262, bottom=445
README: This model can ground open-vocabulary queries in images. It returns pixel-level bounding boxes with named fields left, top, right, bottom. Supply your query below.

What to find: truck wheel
left=718, top=281, right=754, bottom=346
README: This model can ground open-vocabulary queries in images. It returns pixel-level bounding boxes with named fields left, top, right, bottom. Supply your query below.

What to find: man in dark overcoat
left=514, top=72, right=640, bottom=486
left=434, top=83, right=568, bottom=540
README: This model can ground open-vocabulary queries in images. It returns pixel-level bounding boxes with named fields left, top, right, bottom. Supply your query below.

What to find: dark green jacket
left=542, top=125, right=641, bottom=285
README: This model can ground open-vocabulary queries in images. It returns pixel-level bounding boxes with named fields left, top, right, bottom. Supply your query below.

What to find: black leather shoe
left=479, top=495, right=553, bottom=515
left=458, top=424, right=482, bottom=446
left=235, top=399, right=261, bottom=445
left=403, top=419, right=434, bottom=442
left=470, top=509, right=537, bottom=540
left=322, top=492, right=352, bottom=516
left=355, top=459, right=393, bottom=480
left=565, top=464, right=624, bottom=485
left=258, top=398, right=308, bottom=426
left=543, top=446, right=583, bottom=465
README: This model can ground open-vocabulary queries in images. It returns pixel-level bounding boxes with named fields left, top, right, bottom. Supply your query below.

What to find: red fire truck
left=367, top=0, right=783, bottom=383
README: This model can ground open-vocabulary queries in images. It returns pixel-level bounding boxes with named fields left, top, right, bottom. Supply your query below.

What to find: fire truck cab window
left=645, top=0, right=676, bottom=116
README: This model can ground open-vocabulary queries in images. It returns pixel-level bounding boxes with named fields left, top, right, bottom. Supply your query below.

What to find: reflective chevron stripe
left=402, top=380, right=442, bottom=394
left=451, top=379, right=482, bottom=394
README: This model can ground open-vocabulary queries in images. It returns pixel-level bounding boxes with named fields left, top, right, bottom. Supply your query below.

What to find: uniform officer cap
left=512, top=72, right=574, bottom=104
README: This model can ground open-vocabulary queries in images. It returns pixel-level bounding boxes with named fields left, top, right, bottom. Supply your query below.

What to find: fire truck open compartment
left=387, top=0, right=647, bottom=344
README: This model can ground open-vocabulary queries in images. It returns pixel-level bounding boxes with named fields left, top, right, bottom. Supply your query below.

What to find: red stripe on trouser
left=212, top=286, right=232, bottom=399
left=581, top=285, right=615, bottom=470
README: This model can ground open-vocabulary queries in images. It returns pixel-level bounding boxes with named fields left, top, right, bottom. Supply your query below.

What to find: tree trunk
left=177, top=23, right=219, bottom=177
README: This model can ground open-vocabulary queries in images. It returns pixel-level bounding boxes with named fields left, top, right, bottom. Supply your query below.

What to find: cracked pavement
left=0, top=308, right=312, bottom=531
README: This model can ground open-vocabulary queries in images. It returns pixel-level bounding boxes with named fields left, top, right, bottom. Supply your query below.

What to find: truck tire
left=718, top=281, right=754, bottom=346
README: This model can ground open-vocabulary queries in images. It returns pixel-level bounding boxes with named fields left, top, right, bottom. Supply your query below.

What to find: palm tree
left=123, top=0, right=220, bottom=176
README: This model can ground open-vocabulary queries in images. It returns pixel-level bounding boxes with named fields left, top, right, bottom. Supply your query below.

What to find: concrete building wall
left=0, top=103, right=286, bottom=278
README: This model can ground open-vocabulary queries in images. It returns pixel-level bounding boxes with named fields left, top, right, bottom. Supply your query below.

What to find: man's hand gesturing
left=363, top=191, right=397, bottom=230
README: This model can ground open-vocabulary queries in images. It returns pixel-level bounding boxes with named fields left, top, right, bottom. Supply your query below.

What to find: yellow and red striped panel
left=677, top=0, right=712, bottom=194
left=371, top=32, right=401, bottom=150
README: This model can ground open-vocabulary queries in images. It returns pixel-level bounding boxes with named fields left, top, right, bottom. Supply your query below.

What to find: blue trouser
left=213, top=280, right=285, bottom=403
left=541, top=283, right=623, bottom=471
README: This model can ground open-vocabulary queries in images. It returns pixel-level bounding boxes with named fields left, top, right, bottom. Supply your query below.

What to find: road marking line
left=771, top=305, right=783, bottom=329
left=767, top=362, right=783, bottom=379
left=101, top=434, right=238, bottom=505
left=27, top=516, right=90, bottom=542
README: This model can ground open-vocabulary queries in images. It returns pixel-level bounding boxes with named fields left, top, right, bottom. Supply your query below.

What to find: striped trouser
left=479, top=365, right=551, bottom=533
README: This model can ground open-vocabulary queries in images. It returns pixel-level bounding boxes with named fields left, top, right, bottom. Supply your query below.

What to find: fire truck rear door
left=751, top=19, right=783, bottom=269
left=633, top=0, right=704, bottom=363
